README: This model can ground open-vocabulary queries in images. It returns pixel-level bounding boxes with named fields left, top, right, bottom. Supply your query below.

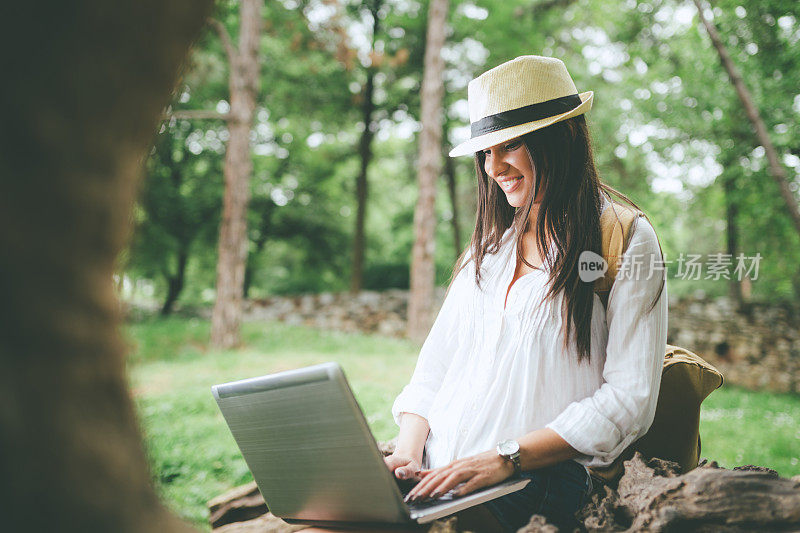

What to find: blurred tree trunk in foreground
left=408, top=0, right=449, bottom=342
left=0, top=1, right=211, bottom=531
left=210, top=0, right=263, bottom=349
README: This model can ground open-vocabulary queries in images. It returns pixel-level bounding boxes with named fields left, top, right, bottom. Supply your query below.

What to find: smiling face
left=481, top=136, right=541, bottom=208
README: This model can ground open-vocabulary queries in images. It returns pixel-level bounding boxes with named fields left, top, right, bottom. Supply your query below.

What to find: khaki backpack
left=586, top=200, right=724, bottom=487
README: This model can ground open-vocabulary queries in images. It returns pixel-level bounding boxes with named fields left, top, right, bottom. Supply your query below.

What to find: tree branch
left=210, top=17, right=237, bottom=66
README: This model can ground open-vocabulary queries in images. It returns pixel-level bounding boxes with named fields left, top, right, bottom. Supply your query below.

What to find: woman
left=384, top=55, right=667, bottom=531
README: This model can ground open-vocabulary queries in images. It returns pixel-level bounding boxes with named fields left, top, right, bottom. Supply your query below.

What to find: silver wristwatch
left=496, top=439, right=521, bottom=476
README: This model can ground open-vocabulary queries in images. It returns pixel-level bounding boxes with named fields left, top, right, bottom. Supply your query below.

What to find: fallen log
left=208, top=481, right=269, bottom=529
left=578, top=453, right=800, bottom=532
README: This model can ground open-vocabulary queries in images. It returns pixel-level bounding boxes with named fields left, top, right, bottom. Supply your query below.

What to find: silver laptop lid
left=212, top=362, right=409, bottom=524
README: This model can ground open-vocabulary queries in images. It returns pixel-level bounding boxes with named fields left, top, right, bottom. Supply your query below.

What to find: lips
left=497, top=176, right=523, bottom=193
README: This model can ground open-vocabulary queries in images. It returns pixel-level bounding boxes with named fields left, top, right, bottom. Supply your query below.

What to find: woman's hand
left=384, top=453, right=423, bottom=481
left=404, top=449, right=515, bottom=502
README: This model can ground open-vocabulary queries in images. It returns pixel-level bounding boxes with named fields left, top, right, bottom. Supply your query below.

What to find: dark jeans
left=482, top=460, right=593, bottom=532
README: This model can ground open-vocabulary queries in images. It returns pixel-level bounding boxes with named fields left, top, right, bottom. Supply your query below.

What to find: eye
left=504, top=141, right=521, bottom=151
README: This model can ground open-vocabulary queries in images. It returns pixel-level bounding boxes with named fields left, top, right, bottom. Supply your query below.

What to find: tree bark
left=0, top=1, right=211, bottom=531
left=407, top=0, right=449, bottom=342
left=693, top=0, right=800, bottom=238
left=210, top=0, right=262, bottom=349
left=350, top=0, right=382, bottom=294
left=578, top=453, right=800, bottom=532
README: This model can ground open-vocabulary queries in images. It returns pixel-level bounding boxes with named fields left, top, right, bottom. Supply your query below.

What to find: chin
left=506, top=195, right=525, bottom=209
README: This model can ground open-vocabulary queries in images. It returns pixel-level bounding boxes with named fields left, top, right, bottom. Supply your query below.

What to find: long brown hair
left=451, top=114, right=666, bottom=364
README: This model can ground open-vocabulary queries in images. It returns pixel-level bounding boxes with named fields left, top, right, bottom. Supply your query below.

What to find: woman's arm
left=516, top=427, right=581, bottom=469
left=387, top=253, right=475, bottom=480
left=403, top=427, right=579, bottom=501
left=390, top=251, right=472, bottom=451
left=544, top=217, right=667, bottom=464
left=394, top=413, right=431, bottom=465
left=384, top=413, right=430, bottom=479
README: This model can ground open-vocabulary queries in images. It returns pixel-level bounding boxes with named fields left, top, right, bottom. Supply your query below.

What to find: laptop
left=212, top=362, right=530, bottom=528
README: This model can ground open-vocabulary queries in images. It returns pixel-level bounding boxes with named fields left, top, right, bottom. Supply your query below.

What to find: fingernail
left=397, top=471, right=406, bottom=479
left=414, top=470, right=421, bottom=476
left=430, top=491, right=440, bottom=499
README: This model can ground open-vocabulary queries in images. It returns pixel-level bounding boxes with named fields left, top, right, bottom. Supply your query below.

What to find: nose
left=485, top=152, right=508, bottom=179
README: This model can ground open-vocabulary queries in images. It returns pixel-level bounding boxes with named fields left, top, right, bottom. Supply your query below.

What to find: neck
left=521, top=204, right=540, bottom=237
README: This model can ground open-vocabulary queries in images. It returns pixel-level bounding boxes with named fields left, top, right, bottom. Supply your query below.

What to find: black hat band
left=470, top=93, right=582, bottom=138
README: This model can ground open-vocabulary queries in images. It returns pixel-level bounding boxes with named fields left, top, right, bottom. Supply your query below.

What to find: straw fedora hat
left=448, top=55, right=593, bottom=157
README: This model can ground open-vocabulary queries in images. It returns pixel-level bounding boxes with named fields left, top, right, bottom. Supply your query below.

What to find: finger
left=453, top=476, right=484, bottom=497
left=395, top=465, right=418, bottom=479
left=430, top=470, right=472, bottom=498
left=384, top=456, right=404, bottom=470
left=408, top=466, right=464, bottom=501
left=405, top=467, right=451, bottom=501
left=405, top=471, right=440, bottom=500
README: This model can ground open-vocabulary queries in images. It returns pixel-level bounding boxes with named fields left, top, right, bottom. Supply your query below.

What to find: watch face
left=498, top=439, right=520, bottom=455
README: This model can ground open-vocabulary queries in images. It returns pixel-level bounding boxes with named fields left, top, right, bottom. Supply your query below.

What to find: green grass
left=700, top=385, right=800, bottom=474
left=126, top=316, right=800, bottom=529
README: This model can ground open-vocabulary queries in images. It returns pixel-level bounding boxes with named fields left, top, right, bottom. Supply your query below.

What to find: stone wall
left=243, top=291, right=800, bottom=393
left=668, top=297, right=800, bottom=393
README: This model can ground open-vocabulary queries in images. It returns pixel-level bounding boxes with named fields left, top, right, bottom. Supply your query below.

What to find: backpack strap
left=594, top=200, right=645, bottom=309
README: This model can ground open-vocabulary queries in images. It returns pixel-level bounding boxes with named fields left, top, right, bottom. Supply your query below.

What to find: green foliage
left=126, top=0, right=800, bottom=306
left=577, top=0, right=800, bottom=299
left=126, top=121, right=223, bottom=311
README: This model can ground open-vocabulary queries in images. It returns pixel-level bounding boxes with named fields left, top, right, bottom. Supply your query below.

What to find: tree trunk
left=350, top=0, right=382, bottom=294
left=722, top=174, right=744, bottom=308
left=210, top=0, right=262, bottom=349
left=0, top=1, right=211, bottom=531
left=244, top=230, right=270, bottom=299
left=161, top=247, right=189, bottom=315
left=351, top=67, right=376, bottom=293
left=693, top=0, right=800, bottom=238
left=407, top=0, right=449, bottom=342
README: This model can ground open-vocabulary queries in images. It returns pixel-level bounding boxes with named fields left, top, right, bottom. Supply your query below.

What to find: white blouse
left=391, top=196, right=668, bottom=470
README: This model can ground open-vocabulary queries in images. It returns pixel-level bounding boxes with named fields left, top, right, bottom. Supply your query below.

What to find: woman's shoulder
left=600, top=196, right=660, bottom=248
left=628, top=214, right=660, bottom=251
